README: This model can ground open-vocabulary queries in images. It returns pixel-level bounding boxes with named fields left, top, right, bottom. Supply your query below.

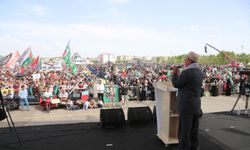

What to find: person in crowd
left=53, top=82, right=59, bottom=97
left=97, top=79, right=104, bottom=101
left=78, top=81, right=84, bottom=89
left=171, top=51, right=203, bottom=150
left=27, top=82, right=33, bottom=96
left=226, top=77, right=232, bottom=96
left=97, top=98, right=104, bottom=108
left=108, top=80, right=115, bottom=107
left=42, top=87, right=53, bottom=100
left=89, top=99, right=96, bottom=109
left=87, top=82, right=94, bottom=99
left=32, top=81, right=40, bottom=102
left=75, top=98, right=82, bottom=106
left=58, top=88, right=69, bottom=105
left=66, top=99, right=74, bottom=110
left=6, top=89, right=14, bottom=99
left=83, top=100, right=90, bottom=110
left=120, top=81, right=129, bottom=107
left=139, top=81, right=146, bottom=101
left=18, top=85, right=29, bottom=111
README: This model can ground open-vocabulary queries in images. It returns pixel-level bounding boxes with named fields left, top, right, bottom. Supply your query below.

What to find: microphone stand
left=230, top=75, right=249, bottom=115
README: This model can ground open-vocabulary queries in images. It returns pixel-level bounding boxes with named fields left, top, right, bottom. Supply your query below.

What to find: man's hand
left=171, top=66, right=180, bottom=76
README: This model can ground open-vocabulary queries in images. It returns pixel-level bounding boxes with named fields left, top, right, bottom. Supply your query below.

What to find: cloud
left=4, top=21, right=239, bottom=57
left=182, top=25, right=201, bottom=32
left=205, top=34, right=216, bottom=38
left=31, top=4, right=48, bottom=16
left=76, top=15, right=96, bottom=20
left=237, top=21, right=248, bottom=27
left=0, top=22, right=173, bottom=41
left=69, top=23, right=166, bottom=40
left=0, top=21, right=176, bottom=56
left=108, top=0, right=128, bottom=4
left=0, top=34, right=20, bottom=48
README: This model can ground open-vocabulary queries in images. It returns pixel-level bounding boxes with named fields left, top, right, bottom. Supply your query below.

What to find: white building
left=98, top=53, right=116, bottom=64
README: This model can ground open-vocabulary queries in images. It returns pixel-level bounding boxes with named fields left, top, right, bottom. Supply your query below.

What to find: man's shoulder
left=185, top=67, right=202, bottom=73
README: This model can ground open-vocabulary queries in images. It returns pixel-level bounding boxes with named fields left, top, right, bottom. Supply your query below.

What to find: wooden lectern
left=154, top=81, right=179, bottom=146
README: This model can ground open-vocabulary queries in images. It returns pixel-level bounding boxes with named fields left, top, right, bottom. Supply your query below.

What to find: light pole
left=241, top=45, right=244, bottom=64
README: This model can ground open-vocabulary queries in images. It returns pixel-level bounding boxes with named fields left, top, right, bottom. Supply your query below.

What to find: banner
left=32, top=73, right=41, bottom=80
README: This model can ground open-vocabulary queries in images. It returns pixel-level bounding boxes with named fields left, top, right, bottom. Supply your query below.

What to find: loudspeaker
left=128, top=106, right=153, bottom=125
left=100, top=108, right=125, bottom=128
left=205, top=46, right=207, bottom=53
left=0, top=108, right=7, bottom=121
left=153, top=105, right=157, bottom=123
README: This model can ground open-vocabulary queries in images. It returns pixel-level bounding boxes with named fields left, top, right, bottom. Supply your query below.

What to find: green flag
left=62, top=41, right=71, bottom=67
left=62, top=41, right=77, bottom=75
left=71, top=64, right=77, bottom=75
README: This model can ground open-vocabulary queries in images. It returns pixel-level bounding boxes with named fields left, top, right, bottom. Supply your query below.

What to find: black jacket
left=172, top=63, right=203, bottom=114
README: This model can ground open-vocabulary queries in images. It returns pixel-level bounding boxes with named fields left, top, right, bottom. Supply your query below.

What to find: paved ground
left=0, top=95, right=249, bottom=127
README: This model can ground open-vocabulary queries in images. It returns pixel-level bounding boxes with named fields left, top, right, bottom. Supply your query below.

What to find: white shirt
left=97, top=83, right=104, bottom=93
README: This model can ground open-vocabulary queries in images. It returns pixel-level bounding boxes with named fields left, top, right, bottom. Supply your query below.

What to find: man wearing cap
left=171, top=51, right=203, bottom=150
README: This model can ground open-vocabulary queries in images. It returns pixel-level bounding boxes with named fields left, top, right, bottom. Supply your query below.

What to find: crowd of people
left=0, top=61, right=249, bottom=112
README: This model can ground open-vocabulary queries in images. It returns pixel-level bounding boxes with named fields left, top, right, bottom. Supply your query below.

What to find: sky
left=0, top=0, right=250, bottom=57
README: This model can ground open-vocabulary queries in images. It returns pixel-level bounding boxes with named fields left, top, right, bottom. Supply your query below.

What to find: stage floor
left=0, top=112, right=249, bottom=150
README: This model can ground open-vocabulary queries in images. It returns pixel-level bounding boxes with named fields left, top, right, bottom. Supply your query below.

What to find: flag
left=62, top=41, right=77, bottom=75
left=81, top=91, right=89, bottom=101
left=22, top=49, right=33, bottom=66
left=62, top=41, right=71, bottom=67
left=20, top=66, right=25, bottom=74
left=18, top=47, right=31, bottom=65
left=0, top=53, right=12, bottom=66
left=71, top=64, right=77, bottom=75
left=31, top=55, right=39, bottom=69
left=5, top=51, right=19, bottom=69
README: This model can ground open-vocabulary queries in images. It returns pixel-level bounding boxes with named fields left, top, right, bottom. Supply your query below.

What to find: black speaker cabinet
left=0, top=109, right=7, bottom=121
left=128, top=106, right=153, bottom=125
left=100, top=108, right=125, bottom=128
left=153, top=105, right=157, bottom=123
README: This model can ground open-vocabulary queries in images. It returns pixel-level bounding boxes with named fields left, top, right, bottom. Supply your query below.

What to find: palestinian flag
left=18, top=47, right=30, bottom=64
left=31, top=55, right=39, bottom=69
left=0, top=53, right=12, bottom=67
left=22, top=49, right=33, bottom=66
left=5, top=51, right=20, bottom=69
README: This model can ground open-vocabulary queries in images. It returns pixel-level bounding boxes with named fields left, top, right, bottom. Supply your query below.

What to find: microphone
left=176, top=65, right=182, bottom=69
left=170, top=65, right=182, bottom=70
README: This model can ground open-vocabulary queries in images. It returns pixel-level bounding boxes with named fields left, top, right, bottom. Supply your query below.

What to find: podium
left=154, top=81, right=179, bottom=146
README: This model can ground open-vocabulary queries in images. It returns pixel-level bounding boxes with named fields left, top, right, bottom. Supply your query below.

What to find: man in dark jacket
left=171, top=51, right=203, bottom=150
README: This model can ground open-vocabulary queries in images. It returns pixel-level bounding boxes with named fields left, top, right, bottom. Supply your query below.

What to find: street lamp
left=241, top=45, right=244, bottom=64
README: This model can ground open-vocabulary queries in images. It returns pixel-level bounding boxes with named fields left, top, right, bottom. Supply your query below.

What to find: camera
left=239, top=69, right=250, bottom=96
left=239, top=70, right=250, bottom=76
left=244, top=83, right=250, bottom=96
